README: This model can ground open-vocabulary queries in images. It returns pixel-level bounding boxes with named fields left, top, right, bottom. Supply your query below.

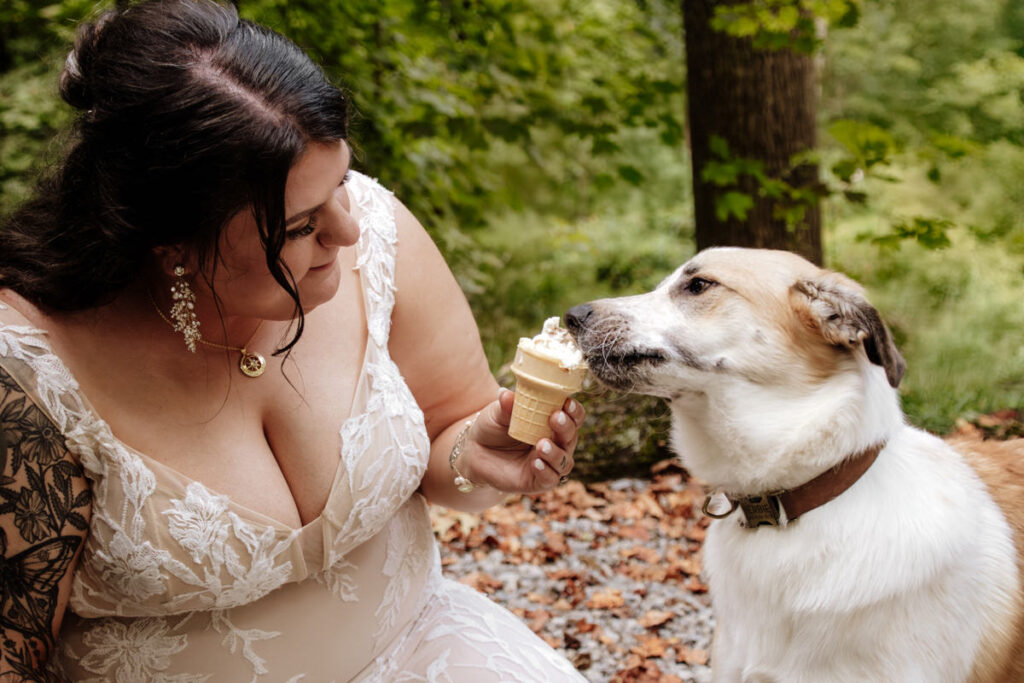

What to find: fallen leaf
left=638, top=609, right=675, bottom=629
left=572, top=651, right=592, bottom=670
left=619, top=545, right=661, bottom=563
left=523, top=609, right=552, bottom=633
left=630, top=634, right=669, bottom=658
left=569, top=619, right=594, bottom=635
left=677, top=646, right=710, bottom=665
left=542, top=634, right=561, bottom=649
left=526, top=591, right=555, bottom=606
left=458, top=572, right=503, bottom=594
left=586, top=587, right=625, bottom=609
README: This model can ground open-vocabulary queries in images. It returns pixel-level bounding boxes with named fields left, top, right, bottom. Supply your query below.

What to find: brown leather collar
left=701, top=443, right=885, bottom=528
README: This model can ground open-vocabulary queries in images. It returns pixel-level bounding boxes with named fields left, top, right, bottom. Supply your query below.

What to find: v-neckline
left=0, top=304, right=373, bottom=536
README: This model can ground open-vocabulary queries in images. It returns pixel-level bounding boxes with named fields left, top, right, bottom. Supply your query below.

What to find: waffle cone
left=508, top=346, right=588, bottom=445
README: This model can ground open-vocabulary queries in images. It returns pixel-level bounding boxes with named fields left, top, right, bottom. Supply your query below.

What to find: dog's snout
left=564, top=303, right=594, bottom=333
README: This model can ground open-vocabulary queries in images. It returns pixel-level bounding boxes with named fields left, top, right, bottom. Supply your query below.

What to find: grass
left=827, top=203, right=1024, bottom=434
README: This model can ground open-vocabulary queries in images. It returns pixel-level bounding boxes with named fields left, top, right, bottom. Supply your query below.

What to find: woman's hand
left=459, top=388, right=586, bottom=493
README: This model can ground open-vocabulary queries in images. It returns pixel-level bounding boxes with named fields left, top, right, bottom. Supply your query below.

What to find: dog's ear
left=792, top=274, right=906, bottom=388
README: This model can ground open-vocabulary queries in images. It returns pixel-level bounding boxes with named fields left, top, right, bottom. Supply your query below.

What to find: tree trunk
left=683, top=0, right=822, bottom=264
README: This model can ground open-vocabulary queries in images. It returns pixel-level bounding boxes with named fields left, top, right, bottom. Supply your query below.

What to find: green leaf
left=827, top=119, right=895, bottom=168
left=618, top=165, right=644, bottom=185
left=708, top=134, right=731, bottom=159
left=700, top=160, right=741, bottom=186
left=592, top=138, right=622, bottom=155
left=715, top=191, right=755, bottom=221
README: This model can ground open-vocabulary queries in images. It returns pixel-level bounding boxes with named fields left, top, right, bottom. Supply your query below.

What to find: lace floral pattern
left=3, top=171, right=582, bottom=680
left=76, top=618, right=209, bottom=683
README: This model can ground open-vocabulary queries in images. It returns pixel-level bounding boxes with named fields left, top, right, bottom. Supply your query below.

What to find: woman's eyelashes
left=286, top=171, right=352, bottom=240
left=287, top=216, right=317, bottom=240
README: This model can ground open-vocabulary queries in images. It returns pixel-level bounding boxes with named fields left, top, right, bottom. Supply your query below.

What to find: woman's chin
left=298, top=262, right=342, bottom=312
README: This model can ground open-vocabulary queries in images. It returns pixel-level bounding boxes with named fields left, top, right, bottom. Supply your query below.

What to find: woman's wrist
left=448, top=414, right=488, bottom=493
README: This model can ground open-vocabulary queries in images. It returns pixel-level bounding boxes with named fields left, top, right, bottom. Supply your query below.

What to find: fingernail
left=533, top=458, right=545, bottom=471
left=568, top=399, right=577, bottom=412
left=538, top=440, right=552, bottom=454
left=556, top=413, right=567, bottom=426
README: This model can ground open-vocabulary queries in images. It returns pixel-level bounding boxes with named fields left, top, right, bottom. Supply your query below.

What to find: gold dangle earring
left=170, top=265, right=202, bottom=353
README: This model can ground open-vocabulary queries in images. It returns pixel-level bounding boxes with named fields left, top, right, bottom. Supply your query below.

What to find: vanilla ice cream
left=507, top=317, right=588, bottom=445
left=517, top=317, right=587, bottom=370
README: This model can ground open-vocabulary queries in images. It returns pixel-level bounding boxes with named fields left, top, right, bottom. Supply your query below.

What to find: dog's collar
left=701, top=443, right=885, bottom=528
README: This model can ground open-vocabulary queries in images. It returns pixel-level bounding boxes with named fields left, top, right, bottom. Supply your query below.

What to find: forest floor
left=430, top=410, right=1023, bottom=682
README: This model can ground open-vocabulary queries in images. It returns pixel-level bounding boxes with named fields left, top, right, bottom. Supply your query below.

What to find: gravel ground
left=430, top=469, right=715, bottom=682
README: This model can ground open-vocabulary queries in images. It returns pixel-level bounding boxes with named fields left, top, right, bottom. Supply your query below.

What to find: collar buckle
left=737, top=494, right=784, bottom=528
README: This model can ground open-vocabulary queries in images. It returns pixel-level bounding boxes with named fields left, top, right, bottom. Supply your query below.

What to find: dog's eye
left=685, top=277, right=715, bottom=295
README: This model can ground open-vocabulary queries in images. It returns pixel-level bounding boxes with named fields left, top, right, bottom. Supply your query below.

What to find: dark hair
left=0, top=0, right=348, bottom=352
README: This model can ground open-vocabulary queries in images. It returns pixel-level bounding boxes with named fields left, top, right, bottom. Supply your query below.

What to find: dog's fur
left=566, top=247, right=1024, bottom=682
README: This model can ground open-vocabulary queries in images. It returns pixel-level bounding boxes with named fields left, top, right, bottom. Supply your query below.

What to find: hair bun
left=59, top=12, right=116, bottom=112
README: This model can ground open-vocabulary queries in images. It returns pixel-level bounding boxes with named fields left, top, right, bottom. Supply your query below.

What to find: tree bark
left=683, top=0, right=822, bottom=264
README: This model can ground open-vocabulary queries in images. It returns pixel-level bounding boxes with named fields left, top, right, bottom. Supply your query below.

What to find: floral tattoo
left=0, top=366, right=91, bottom=678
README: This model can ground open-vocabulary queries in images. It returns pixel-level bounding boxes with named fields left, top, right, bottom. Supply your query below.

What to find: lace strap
left=347, top=171, right=399, bottom=350
left=0, top=310, right=88, bottom=435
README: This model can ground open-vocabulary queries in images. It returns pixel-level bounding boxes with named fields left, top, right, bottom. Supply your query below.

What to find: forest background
left=2, top=0, right=1023, bottom=480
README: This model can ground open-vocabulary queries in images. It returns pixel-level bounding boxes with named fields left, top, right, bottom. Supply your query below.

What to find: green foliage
left=861, top=216, right=954, bottom=250
left=700, top=135, right=820, bottom=229
left=0, top=60, right=73, bottom=215
left=822, top=0, right=1024, bottom=252
left=0, top=0, right=99, bottom=70
left=710, top=0, right=861, bottom=52
left=829, top=212, right=1024, bottom=433
left=238, top=0, right=685, bottom=248
left=827, top=119, right=896, bottom=179
left=0, top=1, right=102, bottom=215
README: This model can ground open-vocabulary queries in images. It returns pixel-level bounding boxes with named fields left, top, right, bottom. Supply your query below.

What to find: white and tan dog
left=565, top=247, right=1024, bottom=682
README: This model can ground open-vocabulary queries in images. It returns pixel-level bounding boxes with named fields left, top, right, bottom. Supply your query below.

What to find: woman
left=0, top=0, right=587, bottom=679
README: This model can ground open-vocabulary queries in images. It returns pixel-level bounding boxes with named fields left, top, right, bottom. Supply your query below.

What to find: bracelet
left=449, top=416, right=484, bottom=493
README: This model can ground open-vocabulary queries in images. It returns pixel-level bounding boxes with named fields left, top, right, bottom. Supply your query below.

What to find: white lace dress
left=0, top=172, right=585, bottom=682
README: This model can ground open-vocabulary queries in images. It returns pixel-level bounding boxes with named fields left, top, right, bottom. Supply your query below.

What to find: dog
left=565, top=247, right=1024, bottom=682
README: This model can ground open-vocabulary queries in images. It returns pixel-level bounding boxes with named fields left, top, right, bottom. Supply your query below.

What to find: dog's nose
left=564, top=304, right=594, bottom=333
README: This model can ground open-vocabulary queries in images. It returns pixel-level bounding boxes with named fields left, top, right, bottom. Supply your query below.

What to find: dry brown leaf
left=429, top=508, right=481, bottom=539
left=611, top=658, right=682, bottom=682
left=574, top=618, right=597, bottom=634
left=637, top=609, right=675, bottom=629
left=633, top=491, right=666, bottom=519
left=685, top=576, right=710, bottom=593
left=614, top=523, right=652, bottom=541
left=523, top=609, right=552, bottom=633
left=650, top=458, right=687, bottom=475
left=572, top=651, right=592, bottom=669
left=526, top=591, right=554, bottom=606
left=586, top=587, right=625, bottom=609
left=676, top=646, right=710, bottom=665
left=458, top=571, right=503, bottom=594
left=630, top=634, right=669, bottom=658
left=619, top=545, right=661, bottom=563
left=616, top=563, right=668, bottom=583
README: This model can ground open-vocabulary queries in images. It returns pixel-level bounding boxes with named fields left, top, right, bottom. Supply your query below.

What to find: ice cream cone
left=508, top=346, right=588, bottom=445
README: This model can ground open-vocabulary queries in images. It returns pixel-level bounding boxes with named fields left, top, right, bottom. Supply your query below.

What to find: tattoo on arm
left=0, top=366, right=90, bottom=677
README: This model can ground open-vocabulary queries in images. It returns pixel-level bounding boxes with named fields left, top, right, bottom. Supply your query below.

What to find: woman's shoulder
left=0, top=289, right=48, bottom=330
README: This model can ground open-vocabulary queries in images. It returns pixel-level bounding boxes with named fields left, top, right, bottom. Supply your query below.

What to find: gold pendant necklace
left=149, top=293, right=267, bottom=378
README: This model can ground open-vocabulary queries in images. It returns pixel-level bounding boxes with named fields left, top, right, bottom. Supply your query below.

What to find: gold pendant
left=239, top=351, right=267, bottom=378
